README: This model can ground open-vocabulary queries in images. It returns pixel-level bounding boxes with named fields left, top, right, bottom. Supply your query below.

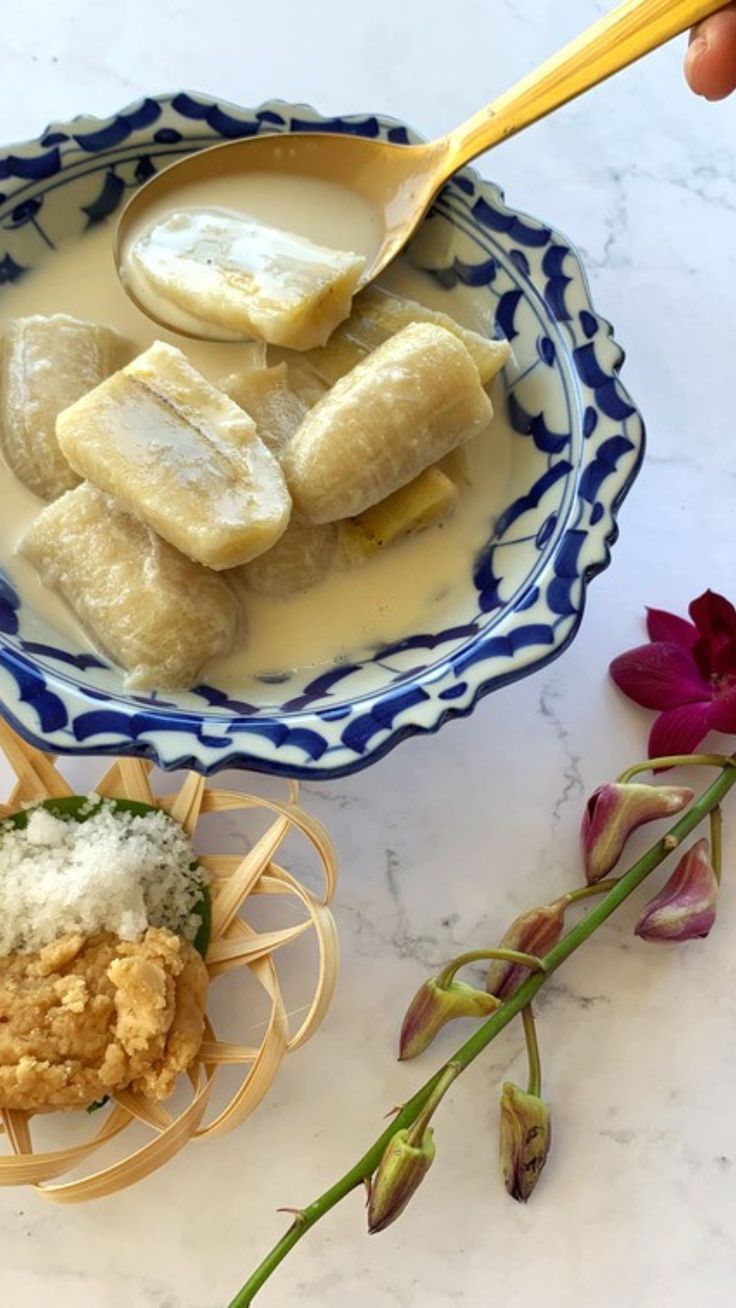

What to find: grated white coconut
left=0, top=801, right=208, bottom=956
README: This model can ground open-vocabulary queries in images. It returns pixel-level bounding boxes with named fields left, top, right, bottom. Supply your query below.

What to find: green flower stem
left=562, top=879, right=619, bottom=905
left=521, top=1006, right=541, bottom=1097
left=437, top=947, right=545, bottom=988
left=617, top=753, right=735, bottom=784
left=228, top=762, right=736, bottom=1308
left=710, top=806, right=723, bottom=884
left=405, top=1062, right=460, bottom=1147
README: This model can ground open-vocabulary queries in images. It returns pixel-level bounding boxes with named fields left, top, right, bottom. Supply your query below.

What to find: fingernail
left=685, top=36, right=710, bottom=97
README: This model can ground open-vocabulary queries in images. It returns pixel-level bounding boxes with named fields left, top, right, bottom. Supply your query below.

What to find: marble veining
left=1, top=1, right=736, bottom=1306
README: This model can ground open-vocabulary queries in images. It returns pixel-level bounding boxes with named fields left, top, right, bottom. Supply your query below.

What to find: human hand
left=685, top=4, right=736, bottom=99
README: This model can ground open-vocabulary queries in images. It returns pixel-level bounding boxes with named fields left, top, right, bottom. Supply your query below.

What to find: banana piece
left=284, top=355, right=328, bottom=405
left=283, top=322, right=492, bottom=523
left=221, top=363, right=309, bottom=457
left=301, top=285, right=510, bottom=386
left=437, top=443, right=472, bottom=486
left=0, top=314, right=132, bottom=502
left=56, top=341, right=291, bottom=570
left=21, top=483, right=238, bottom=691
left=221, top=361, right=336, bottom=593
left=125, top=209, right=366, bottom=349
left=268, top=348, right=329, bottom=407
left=236, top=340, right=269, bottom=372
left=340, top=467, right=459, bottom=562
left=233, top=520, right=339, bottom=597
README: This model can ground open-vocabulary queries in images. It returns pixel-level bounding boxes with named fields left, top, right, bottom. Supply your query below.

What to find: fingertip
left=686, top=10, right=736, bottom=100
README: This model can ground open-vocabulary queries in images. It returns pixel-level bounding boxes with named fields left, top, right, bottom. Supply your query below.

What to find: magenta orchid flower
left=610, top=590, right=736, bottom=757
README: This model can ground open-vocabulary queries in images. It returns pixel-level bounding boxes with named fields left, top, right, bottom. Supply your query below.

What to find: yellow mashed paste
left=0, top=926, right=208, bottom=1113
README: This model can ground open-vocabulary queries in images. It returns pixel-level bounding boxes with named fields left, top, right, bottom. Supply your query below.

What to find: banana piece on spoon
left=56, top=341, right=291, bottom=570
left=124, top=209, right=366, bottom=349
left=283, top=322, right=493, bottom=523
left=0, top=314, right=132, bottom=501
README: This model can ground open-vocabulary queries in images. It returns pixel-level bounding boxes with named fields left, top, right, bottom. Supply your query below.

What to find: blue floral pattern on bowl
left=0, top=93, right=644, bottom=777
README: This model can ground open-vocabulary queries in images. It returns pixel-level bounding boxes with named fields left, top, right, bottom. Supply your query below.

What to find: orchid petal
left=709, top=683, right=736, bottom=734
left=610, top=642, right=708, bottom=710
left=646, top=607, right=698, bottom=649
left=689, top=591, right=736, bottom=681
left=689, top=589, right=736, bottom=643
left=648, top=703, right=712, bottom=759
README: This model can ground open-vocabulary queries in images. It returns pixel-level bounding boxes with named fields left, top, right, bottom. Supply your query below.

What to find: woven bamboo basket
left=0, top=717, right=338, bottom=1202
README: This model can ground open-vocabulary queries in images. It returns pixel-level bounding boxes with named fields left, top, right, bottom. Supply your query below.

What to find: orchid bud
left=499, top=1082, right=551, bottom=1203
left=581, top=782, right=693, bottom=883
left=367, top=1127, right=436, bottom=1232
left=399, top=978, right=499, bottom=1061
left=635, top=838, right=718, bottom=943
left=486, top=901, right=566, bottom=1000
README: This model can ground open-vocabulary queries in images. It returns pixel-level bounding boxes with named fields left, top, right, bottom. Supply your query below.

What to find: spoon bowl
left=115, top=0, right=724, bottom=340
left=115, top=132, right=444, bottom=294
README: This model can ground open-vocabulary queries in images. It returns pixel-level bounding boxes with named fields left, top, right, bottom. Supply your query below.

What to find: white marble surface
left=1, top=1, right=736, bottom=1304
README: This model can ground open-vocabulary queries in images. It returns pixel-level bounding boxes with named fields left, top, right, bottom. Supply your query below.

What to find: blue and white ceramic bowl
left=0, top=93, right=644, bottom=778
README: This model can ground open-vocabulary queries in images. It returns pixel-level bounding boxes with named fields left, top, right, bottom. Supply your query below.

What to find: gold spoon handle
left=440, top=0, right=725, bottom=170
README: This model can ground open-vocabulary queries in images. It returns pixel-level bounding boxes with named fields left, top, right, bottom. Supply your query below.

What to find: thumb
left=685, top=5, right=736, bottom=100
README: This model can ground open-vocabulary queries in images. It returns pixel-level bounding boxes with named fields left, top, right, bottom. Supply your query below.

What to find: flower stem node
left=275, top=1207, right=308, bottom=1227
left=581, top=782, right=693, bottom=883
left=500, top=1082, right=551, bottom=1203
left=486, top=902, right=566, bottom=1000
left=398, top=978, right=499, bottom=1061
left=367, top=1127, right=436, bottom=1233
left=635, top=838, right=718, bottom=943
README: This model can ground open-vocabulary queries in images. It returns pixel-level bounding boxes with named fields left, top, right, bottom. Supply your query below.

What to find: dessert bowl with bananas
left=0, top=95, right=644, bottom=778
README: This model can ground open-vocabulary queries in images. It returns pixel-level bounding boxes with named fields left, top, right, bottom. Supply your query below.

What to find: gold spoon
left=116, top=0, right=724, bottom=339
